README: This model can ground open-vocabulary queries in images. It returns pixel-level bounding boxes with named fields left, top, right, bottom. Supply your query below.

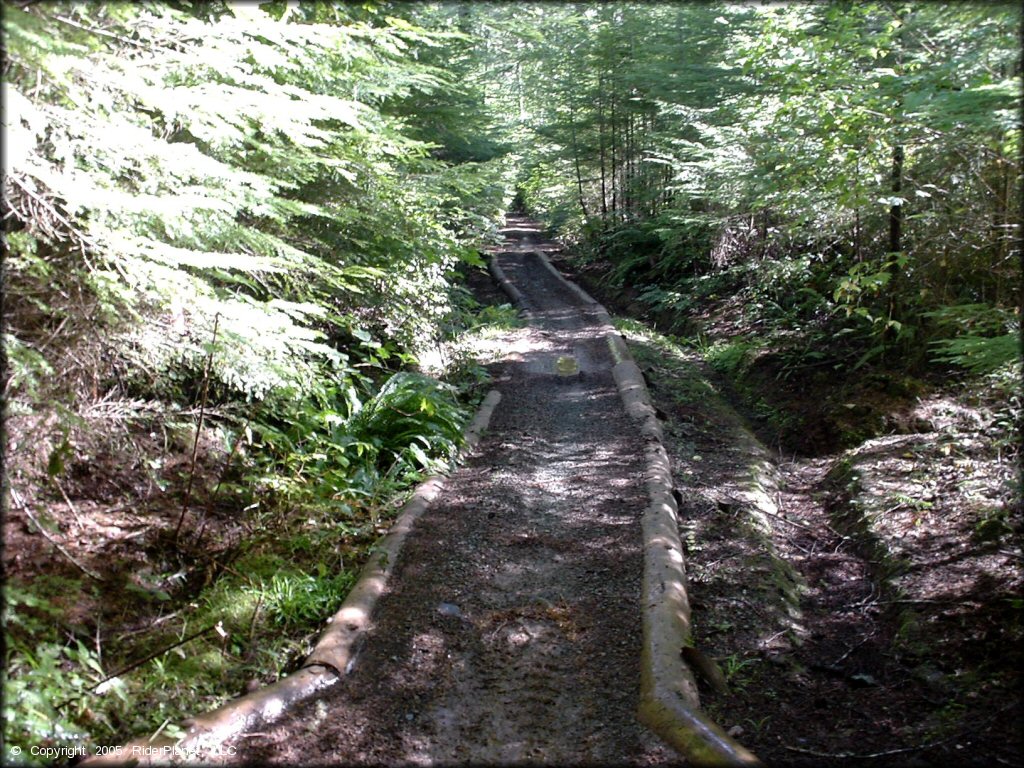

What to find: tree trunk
left=889, top=143, right=903, bottom=254
left=610, top=95, right=618, bottom=221
left=569, top=101, right=590, bottom=220
left=598, top=82, right=608, bottom=221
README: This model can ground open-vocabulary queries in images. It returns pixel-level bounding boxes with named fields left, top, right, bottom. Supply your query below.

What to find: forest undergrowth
left=551, top=224, right=1022, bottom=765
left=511, top=14, right=1023, bottom=746
left=3, top=267, right=522, bottom=759
left=1, top=2, right=521, bottom=760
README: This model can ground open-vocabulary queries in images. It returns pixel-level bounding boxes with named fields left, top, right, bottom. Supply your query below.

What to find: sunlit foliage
left=479, top=1, right=1021, bottom=374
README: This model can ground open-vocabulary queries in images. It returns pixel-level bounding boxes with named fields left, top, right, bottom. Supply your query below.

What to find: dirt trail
left=232, top=219, right=679, bottom=765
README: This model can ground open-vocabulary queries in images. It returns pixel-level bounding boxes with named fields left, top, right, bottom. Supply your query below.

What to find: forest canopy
left=490, top=2, right=1021, bottom=376
left=5, top=1, right=1019, bottom=427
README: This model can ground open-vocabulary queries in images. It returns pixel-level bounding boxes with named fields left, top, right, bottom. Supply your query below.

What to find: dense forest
left=2, top=1, right=1020, bottom=762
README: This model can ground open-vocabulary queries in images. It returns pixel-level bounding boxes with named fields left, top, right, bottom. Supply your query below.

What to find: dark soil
left=4, top=407, right=243, bottom=639
left=226, top=219, right=679, bottom=764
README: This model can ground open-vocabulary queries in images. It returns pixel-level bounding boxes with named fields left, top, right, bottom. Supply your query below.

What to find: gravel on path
left=230, top=219, right=680, bottom=765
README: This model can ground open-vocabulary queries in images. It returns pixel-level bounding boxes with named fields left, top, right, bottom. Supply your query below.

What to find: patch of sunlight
left=555, top=355, right=579, bottom=376
left=204, top=583, right=261, bottom=627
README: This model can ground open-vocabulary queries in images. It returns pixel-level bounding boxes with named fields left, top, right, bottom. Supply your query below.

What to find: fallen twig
left=876, top=598, right=977, bottom=606
left=149, top=718, right=172, bottom=743
left=783, top=736, right=952, bottom=759
left=174, top=313, right=220, bottom=543
left=117, top=610, right=183, bottom=638
left=37, top=314, right=70, bottom=353
left=55, top=480, right=84, bottom=526
left=768, top=492, right=849, bottom=543
left=55, top=622, right=220, bottom=709
left=831, top=632, right=875, bottom=666
left=782, top=700, right=1021, bottom=761
left=762, top=503, right=820, bottom=534
left=800, top=695, right=1024, bottom=763
left=851, top=582, right=880, bottom=609
left=757, top=629, right=791, bottom=650
left=11, top=488, right=103, bottom=581
left=489, top=620, right=510, bottom=641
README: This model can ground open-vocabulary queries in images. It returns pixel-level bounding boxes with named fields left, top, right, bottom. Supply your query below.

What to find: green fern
left=349, top=372, right=467, bottom=469
left=930, top=333, right=1020, bottom=375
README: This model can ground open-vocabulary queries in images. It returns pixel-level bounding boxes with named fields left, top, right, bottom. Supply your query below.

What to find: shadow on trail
left=231, top=219, right=678, bottom=765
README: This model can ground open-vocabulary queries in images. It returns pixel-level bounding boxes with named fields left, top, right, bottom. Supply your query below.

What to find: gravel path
left=234, top=219, right=678, bottom=765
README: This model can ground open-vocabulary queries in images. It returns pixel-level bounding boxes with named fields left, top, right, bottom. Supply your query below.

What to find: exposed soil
left=4, top=403, right=244, bottom=644
left=225, top=219, right=680, bottom=764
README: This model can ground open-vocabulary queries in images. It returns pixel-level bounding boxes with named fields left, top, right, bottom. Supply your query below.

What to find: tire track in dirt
left=229, top=220, right=679, bottom=764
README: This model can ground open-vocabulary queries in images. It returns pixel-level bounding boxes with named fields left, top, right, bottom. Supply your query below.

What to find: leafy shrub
left=637, top=286, right=694, bottom=316
left=348, top=372, right=467, bottom=472
left=930, top=333, right=1020, bottom=375
left=926, top=304, right=1020, bottom=374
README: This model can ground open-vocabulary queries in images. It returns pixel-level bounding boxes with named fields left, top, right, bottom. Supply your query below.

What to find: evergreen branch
left=52, top=14, right=148, bottom=50
left=4, top=172, right=96, bottom=258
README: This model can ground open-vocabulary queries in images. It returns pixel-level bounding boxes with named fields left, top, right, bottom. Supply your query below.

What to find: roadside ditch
left=546, top=248, right=1022, bottom=766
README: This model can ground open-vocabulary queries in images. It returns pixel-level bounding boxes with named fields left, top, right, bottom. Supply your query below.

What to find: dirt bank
left=552, top=247, right=1023, bottom=767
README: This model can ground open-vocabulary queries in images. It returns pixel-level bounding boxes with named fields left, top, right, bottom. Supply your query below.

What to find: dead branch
left=174, top=313, right=219, bottom=543
left=55, top=480, right=84, bottom=526
left=55, top=622, right=220, bottom=709
left=783, top=738, right=951, bottom=759
left=10, top=487, right=103, bottom=581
